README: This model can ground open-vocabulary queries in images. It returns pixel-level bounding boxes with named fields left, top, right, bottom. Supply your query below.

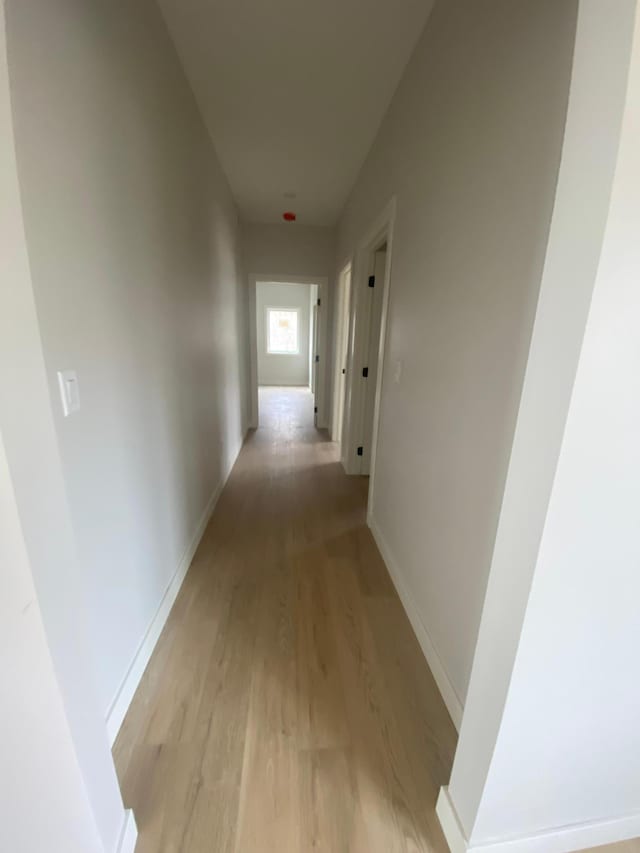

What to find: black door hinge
left=368, top=275, right=375, bottom=288
left=317, top=297, right=321, bottom=306
left=362, top=367, right=369, bottom=378
left=314, top=406, right=318, bottom=413
left=357, top=446, right=363, bottom=456
left=315, top=354, right=320, bottom=362
left=341, top=368, right=346, bottom=374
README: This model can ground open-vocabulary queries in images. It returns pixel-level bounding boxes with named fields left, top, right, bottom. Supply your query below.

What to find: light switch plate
left=57, top=369, right=81, bottom=417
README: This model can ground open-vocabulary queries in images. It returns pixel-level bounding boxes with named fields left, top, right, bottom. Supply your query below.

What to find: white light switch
left=57, top=369, right=81, bottom=417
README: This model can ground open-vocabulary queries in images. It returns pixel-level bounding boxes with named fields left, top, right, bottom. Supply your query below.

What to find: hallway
left=113, top=387, right=457, bottom=852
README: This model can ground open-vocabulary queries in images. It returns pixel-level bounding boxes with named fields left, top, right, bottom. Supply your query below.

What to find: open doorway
left=256, top=281, right=313, bottom=425
left=249, top=275, right=328, bottom=430
left=257, top=281, right=311, bottom=386
left=338, top=199, right=395, bottom=516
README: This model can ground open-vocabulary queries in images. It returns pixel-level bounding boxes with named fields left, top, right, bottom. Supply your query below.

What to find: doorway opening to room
left=249, top=276, right=328, bottom=430
left=338, top=200, right=395, bottom=517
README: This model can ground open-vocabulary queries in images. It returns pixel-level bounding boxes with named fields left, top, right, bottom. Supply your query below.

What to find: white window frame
left=265, top=306, right=300, bottom=355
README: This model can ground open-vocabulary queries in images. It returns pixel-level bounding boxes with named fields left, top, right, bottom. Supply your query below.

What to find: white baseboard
left=436, top=787, right=470, bottom=853
left=367, top=513, right=464, bottom=731
left=105, top=437, right=244, bottom=746
left=437, top=786, right=640, bottom=853
left=114, top=809, right=137, bottom=853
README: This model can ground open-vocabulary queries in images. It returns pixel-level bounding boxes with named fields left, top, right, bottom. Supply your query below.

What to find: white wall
left=257, top=282, right=311, bottom=386
left=1, top=6, right=128, bottom=847
left=0, top=433, right=106, bottom=853
left=446, top=3, right=640, bottom=846
left=242, top=222, right=336, bottom=278
left=337, top=0, right=579, bottom=715
left=6, top=0, right=249, bottom=722
left=447, top=0, right=638, bottom=839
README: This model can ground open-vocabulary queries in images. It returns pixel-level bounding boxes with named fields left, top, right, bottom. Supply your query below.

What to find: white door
left=361, top=247, right=387, bottom=473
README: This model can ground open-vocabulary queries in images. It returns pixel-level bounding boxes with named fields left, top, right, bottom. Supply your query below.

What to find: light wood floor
left=113, top=386, right=639, bottom=853
left=114, top=386, right=457, bottom=852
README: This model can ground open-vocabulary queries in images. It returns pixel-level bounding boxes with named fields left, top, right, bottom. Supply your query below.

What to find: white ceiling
left=157, top=0, right=434, bottom=226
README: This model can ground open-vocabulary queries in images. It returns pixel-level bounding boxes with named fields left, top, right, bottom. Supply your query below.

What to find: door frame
left=340, top=198, right=396, bottom=514
left=331, top=262, right=352, bottom=446
left=248, top=274, right=329, bottom=429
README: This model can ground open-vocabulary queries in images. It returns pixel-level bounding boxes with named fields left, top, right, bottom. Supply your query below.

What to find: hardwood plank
left=298, top=747, right=371, bottom=853
left=325, top=556, right=446, bottom=853
left=295, top=547, right=351, bottom=751
left=365, top=594, right=457, bottom=794
left=113, top=387, right=459, bottom=853
left=233, top=554, right=299, bottom=852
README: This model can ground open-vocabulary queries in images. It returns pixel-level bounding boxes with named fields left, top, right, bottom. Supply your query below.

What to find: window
left=267, top=307, right=299, bottom=354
